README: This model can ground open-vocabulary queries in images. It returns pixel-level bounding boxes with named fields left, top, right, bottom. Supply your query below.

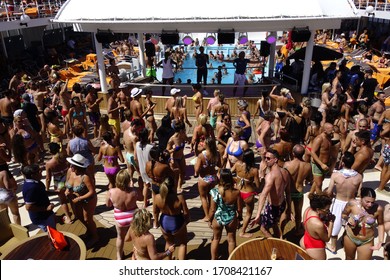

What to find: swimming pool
left=155, top=45, right=266, bottom=84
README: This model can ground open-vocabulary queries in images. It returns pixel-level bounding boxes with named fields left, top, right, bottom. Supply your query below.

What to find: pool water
left=155, top=45, right=266, bottom=84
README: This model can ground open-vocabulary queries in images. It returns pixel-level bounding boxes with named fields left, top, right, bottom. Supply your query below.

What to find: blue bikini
left=227, top=141, right=243, bottom=157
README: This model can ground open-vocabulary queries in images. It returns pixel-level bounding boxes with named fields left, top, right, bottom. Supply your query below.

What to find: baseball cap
left=170, top=88, right=181, bottom=95
left=22, top=93, right=30, bottom=101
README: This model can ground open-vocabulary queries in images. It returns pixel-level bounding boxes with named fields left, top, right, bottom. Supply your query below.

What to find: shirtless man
left=368, top=92, right=386, bottom=145
left=324, top=152, right=362, bottom=253
left=0, top=89, right=16, bottom=131
left=342, top=118, right=369, bottom=154
left=130, top=87, right=146, bottom=124
left=123, top=119, right=143, bottom=187
left=251, top=149, right=291, bottom=238
left=270, top=87, right=295, bottom=139
left=351, top=130, right=374, bottom=179
left=165, top=88, right=186, bottom=115
left=283, top=144, right=312, bottom=234
left=121, top=109, right=132, bottom=134
left=32, top=81, right=48, bottom=138
left=85, top=86, right=103, bottom=139
left=310, top=122, right=333, bottom=194
left=107, top=88, right=125, bottom=135
left=8, top=71, right=22, bottom=92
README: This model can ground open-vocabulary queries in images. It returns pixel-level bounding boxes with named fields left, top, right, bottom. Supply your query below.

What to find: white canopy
left=54, top=0, right=359, bottom=33
left=53, top=0, right=359, bottom=94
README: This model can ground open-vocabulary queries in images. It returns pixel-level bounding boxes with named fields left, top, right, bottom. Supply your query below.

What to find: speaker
left=218, top=33, right=235, bottom=44
left=291, top=28, right=311, bottom=42
left=260, top=41, right=270, bottom=57
left=43, top=29, right=63, bottom=47
left=95, top=30, right=115, bottom=44
left=161, top=33, right=179, bottom=45
left=5, top=35, right=25, bottom=58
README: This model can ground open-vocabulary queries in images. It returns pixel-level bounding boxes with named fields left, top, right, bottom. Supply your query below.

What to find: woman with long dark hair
left=231, top=149, right=260, bottom=238
left=145, top=146, right=175, bottom=229
left=97, top=131, right=124, bottom=189
left=209, top=169, right=240, bottom=259
left=154, top=176, right=189, bottom=260
left=342, top=187, right=384, bottom=260
left=194, top=137, right=221, bottom=222
left=300, top=193, right=334, bottom=260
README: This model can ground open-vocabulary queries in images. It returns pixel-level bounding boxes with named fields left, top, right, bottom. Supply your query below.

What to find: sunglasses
left=265, top=156, right=274, bottom=161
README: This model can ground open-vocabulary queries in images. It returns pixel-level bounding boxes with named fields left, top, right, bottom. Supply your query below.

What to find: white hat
left=13, top=109, right=24, bottom=118
left=131, top=87, right=142, bottom=98
left=170, top=88, right=181, bottom=95
left=66, top=154, right=90, bottom=169
left=341, top=33, right=345, bottom=37
left=119, top=82, right=128, bottom=89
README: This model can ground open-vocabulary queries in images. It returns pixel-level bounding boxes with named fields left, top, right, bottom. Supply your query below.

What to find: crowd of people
left=0, top=31, right=390, bottom=261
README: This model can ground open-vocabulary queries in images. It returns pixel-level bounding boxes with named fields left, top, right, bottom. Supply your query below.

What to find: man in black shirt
left=195, top=46, right=209, bottom=85
left=358, top=69, right=378, bottom=106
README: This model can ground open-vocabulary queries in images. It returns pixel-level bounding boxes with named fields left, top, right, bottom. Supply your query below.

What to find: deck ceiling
left=53, top=0, right=359, bottom=33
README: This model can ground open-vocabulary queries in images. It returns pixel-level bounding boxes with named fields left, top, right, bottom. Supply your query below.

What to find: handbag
left=47, top=226, right=68, bottom=250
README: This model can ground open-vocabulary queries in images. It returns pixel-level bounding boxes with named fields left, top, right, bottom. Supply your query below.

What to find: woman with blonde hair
left=170, top=96, right=192, bottom=128
left=223, top=126, right=248, bottom=168
left=106, top=169, right=140, bottom=260
left=154, top=177, right=189, bottom=260
left=318, top=82, right=334, bottom=124
left=125, top=208, right=175, bottom=260
left=12, top=115, right=40, bottom=165
left=191, top=113, right=215, bottom=156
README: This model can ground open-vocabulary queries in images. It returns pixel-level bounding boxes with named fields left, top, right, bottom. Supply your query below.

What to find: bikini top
left=103, top=155, right=118, bottom=164
left=237, top=173, right=251, bottom=188
left=66, top=175, right=88, bottom=195
left=353, top=203, right=377, bottom=229
left=201, top=150, right=216, bottom=168
left=192, top=95, right=200, bottom=103
left=48, top=130, right=61, bottom=139
left=227, top=140, right=243, bottom=157
left=22, top=130, right=31, bottom=140
left=303, top=209, right=327, bottom=229
left=174, top=142, right=185, bottom=152
left=72, top=109, right=84, bottom=118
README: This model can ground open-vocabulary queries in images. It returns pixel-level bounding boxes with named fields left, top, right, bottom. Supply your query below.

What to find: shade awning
left=53, top=0, right=359, bottom=33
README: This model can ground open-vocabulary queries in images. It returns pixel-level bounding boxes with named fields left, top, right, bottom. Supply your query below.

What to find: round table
left=228, top=237, right=313, bottom=260
left=1, top=231, right=86, bottom=260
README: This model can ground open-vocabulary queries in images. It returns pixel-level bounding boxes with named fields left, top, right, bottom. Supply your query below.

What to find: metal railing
left=353, top=0, right=390, bottom=12
left=0, top=0, right=66, bottom=22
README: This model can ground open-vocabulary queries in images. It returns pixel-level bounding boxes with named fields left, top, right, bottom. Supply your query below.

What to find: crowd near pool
left=155, top=45, right=266, bottom=84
